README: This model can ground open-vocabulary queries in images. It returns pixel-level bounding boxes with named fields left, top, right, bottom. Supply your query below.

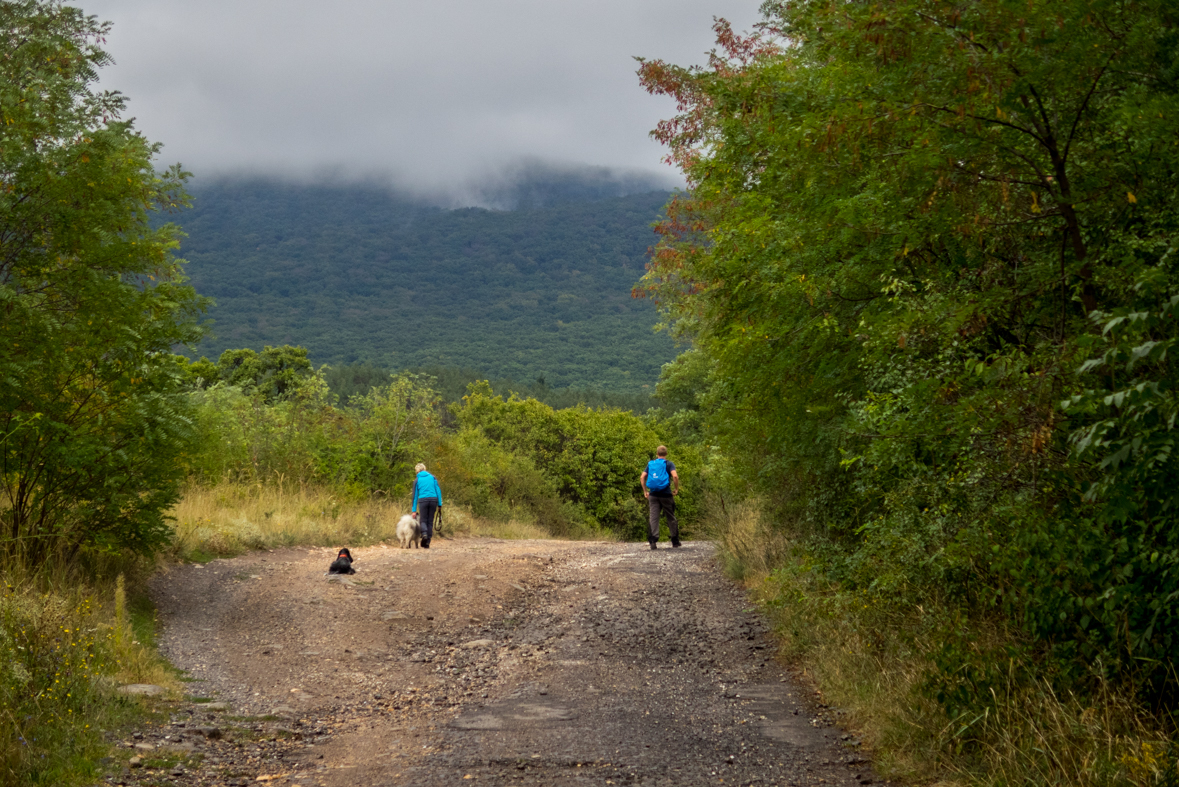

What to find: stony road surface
left=106, top=538, right=886, bottom=787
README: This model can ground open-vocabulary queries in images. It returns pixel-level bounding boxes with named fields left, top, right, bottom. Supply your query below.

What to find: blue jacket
left=411, top=471, right=443, bottom=512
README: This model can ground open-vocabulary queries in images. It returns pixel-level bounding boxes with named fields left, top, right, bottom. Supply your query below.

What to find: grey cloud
left=80, top=0, right=762, bottom=199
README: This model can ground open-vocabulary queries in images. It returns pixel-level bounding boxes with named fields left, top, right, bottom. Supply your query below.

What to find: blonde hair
left=415, top=463, right=426, bottom=472
left=656, top=445, right=668, bottom=457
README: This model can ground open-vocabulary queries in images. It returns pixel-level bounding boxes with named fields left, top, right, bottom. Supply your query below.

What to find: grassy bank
left=711, top=502, right=1178, bottom=787
left=168, top=481, right=575, bottom=562
left=0, top=563, right=178, bottom=787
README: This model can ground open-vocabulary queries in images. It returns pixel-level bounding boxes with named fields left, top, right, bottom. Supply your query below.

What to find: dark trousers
left=418, top=498, right=439, bottom=540
left=648, top=495, right=678, bottom=541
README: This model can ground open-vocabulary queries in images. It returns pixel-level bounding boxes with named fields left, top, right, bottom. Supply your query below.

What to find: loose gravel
left=97, top=539, right=889, bottom=787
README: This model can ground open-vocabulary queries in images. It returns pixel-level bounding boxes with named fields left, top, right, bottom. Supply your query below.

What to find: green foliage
left=178, top=180, right=676, bottom=392
left=340, top=375, right=441, bottom=495
left=456, top=383, right=700, bottom=539
left=185, top=372, right=438, bottom=498
left=184, top=366, right=675, bottom=539
left=323, top=362, right=655, bottom=413
left=214, top=346, right=316, bottom=402
left=431, top=428, right=590, bottom=537
left=1035, top=265, right=1179, bottom=696
left=322, top=362, right=393, bottom=403
left=179, top=345, right=319, bottom=402
left=0, top=1, right=205, bottom=563
left=638, top=0, right=1179, bottom=700
left=648, top=348, right=711, bottom=443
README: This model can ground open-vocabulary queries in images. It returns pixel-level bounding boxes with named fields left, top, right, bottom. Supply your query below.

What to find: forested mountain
left=178, top=179, right=677, bottom=392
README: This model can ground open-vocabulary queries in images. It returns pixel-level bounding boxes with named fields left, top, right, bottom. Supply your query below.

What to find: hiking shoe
left=671, top=538, right=682, bottom=548
left=421, top=538, right=431, bottom=549
left=649, top=540, right=658, bottom=550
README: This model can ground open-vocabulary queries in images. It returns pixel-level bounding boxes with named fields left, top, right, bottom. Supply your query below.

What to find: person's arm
left=411, top=478, right=419, bottom=513
left=670, top=469, right=681, bottom=496
left=436, top=477, right=443, bottom=508
left=640, top=470, right=649, bottom=499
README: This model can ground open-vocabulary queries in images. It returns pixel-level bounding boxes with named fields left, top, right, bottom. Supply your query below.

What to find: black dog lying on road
left=327, top=548, right=356, bottom=575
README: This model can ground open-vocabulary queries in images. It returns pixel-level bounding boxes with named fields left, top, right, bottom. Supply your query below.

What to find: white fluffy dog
left=396, top=514, right=421, bottom=549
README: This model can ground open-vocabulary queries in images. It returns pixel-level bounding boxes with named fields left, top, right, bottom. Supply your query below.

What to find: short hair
left=414, top=463, right=426, bottom=472
left=656, top=445, right=668, bottom=457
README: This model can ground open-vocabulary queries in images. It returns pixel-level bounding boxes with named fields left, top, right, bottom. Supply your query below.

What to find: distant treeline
left=322, top=361, right=654, bottom=413
left=177, top=179, right=677, bottom=393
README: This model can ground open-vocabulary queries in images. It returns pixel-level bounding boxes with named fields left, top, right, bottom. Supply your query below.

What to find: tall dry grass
left=169, top=482, right=553, bottom=560
left=707, top=499, right=1178, bottom=787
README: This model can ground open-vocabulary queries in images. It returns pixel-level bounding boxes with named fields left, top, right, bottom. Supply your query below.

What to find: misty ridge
left=175, top=162, right=679, bottom=393
left=187, top=159, right=680, bottom=212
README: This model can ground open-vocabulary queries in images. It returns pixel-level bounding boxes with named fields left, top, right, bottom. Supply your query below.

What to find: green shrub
left=432, top=428, right=590, bottom=537
left=456, top=382, right=701, bottom=539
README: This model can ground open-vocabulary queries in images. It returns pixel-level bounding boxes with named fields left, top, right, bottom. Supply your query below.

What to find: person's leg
left=419, top=498, right=438, bottom=545
left=665, top=498, right=681, bottom=546
left=648, top=497, right=661, bottom=548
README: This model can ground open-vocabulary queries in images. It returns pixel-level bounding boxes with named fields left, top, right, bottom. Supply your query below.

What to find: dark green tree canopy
left=639, top=0, right=1179, bottom=699
left=214, top=345, right=316, bottom=402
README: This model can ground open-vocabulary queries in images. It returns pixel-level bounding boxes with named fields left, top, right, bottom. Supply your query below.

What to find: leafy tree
left=339, top=374, right=440, bottom=495
left=0, top=1, right=205, bottom=562
left=648, top=348, right=712, bottom=444
left=638, top=0, right=1179, bottom=694
left=214, top=345, right=316, bottom=402
left=178, top=355, right=220, bottom=388
left=185, top=370, right=438, bottom=500
left=430, top=427, right=587, bottom=536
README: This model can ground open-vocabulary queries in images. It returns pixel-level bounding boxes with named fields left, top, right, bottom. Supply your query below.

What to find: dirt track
left=112, top=538, right=885, bottom=786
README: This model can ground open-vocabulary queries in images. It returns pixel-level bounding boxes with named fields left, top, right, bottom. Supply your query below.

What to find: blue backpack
left=646, top=458, right=670, bottom=491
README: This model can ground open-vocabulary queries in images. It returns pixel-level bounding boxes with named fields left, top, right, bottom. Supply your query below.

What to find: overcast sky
left=80, top=0, right=762, bottom=199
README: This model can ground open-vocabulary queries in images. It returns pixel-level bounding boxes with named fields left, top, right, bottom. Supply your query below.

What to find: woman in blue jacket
left=411, top=462, right=443, bottom=548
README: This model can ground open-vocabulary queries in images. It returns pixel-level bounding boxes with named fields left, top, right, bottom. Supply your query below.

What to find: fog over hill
left=443, top=160, right=678, bottom=210
left=178, top=169, right=678, bottom=392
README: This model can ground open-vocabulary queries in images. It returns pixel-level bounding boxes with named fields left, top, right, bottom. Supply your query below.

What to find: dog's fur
left=327, top=548, right=356, bottom=574
left=396, top=514, right=421, bottom=549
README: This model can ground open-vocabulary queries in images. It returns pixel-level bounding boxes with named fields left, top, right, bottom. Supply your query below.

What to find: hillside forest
left=3, top=1, right=1179, bottom=787
left=178, top=179, right=676, bottom=393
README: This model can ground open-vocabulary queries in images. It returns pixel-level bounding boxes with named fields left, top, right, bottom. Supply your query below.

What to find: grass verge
left=168, top=481, right=568, bottom=561
left=709, top=499, right=1178, bottom=787
left=0, top=560, right=179, bottom=787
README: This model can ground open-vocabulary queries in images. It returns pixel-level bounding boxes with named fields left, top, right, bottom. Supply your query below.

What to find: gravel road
left=105, top=538, right=885, bottom=787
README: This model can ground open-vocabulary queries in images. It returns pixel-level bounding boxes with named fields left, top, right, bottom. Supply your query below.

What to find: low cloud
left=81, top=0, right=761, bottom=201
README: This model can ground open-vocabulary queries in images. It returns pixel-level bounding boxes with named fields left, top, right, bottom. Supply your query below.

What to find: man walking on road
left=641, top=445, right=680, bottom=550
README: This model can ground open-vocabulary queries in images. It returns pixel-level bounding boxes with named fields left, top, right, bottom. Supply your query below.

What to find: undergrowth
left=0, top=559, right=177, bottom=787
left=709, top=499, right=1179, bottom=787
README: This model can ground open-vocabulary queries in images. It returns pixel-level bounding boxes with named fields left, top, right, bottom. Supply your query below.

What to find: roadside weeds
left=0, top=560, right=179, bottom=787
left=710, top=500, right=1178, bottom=787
